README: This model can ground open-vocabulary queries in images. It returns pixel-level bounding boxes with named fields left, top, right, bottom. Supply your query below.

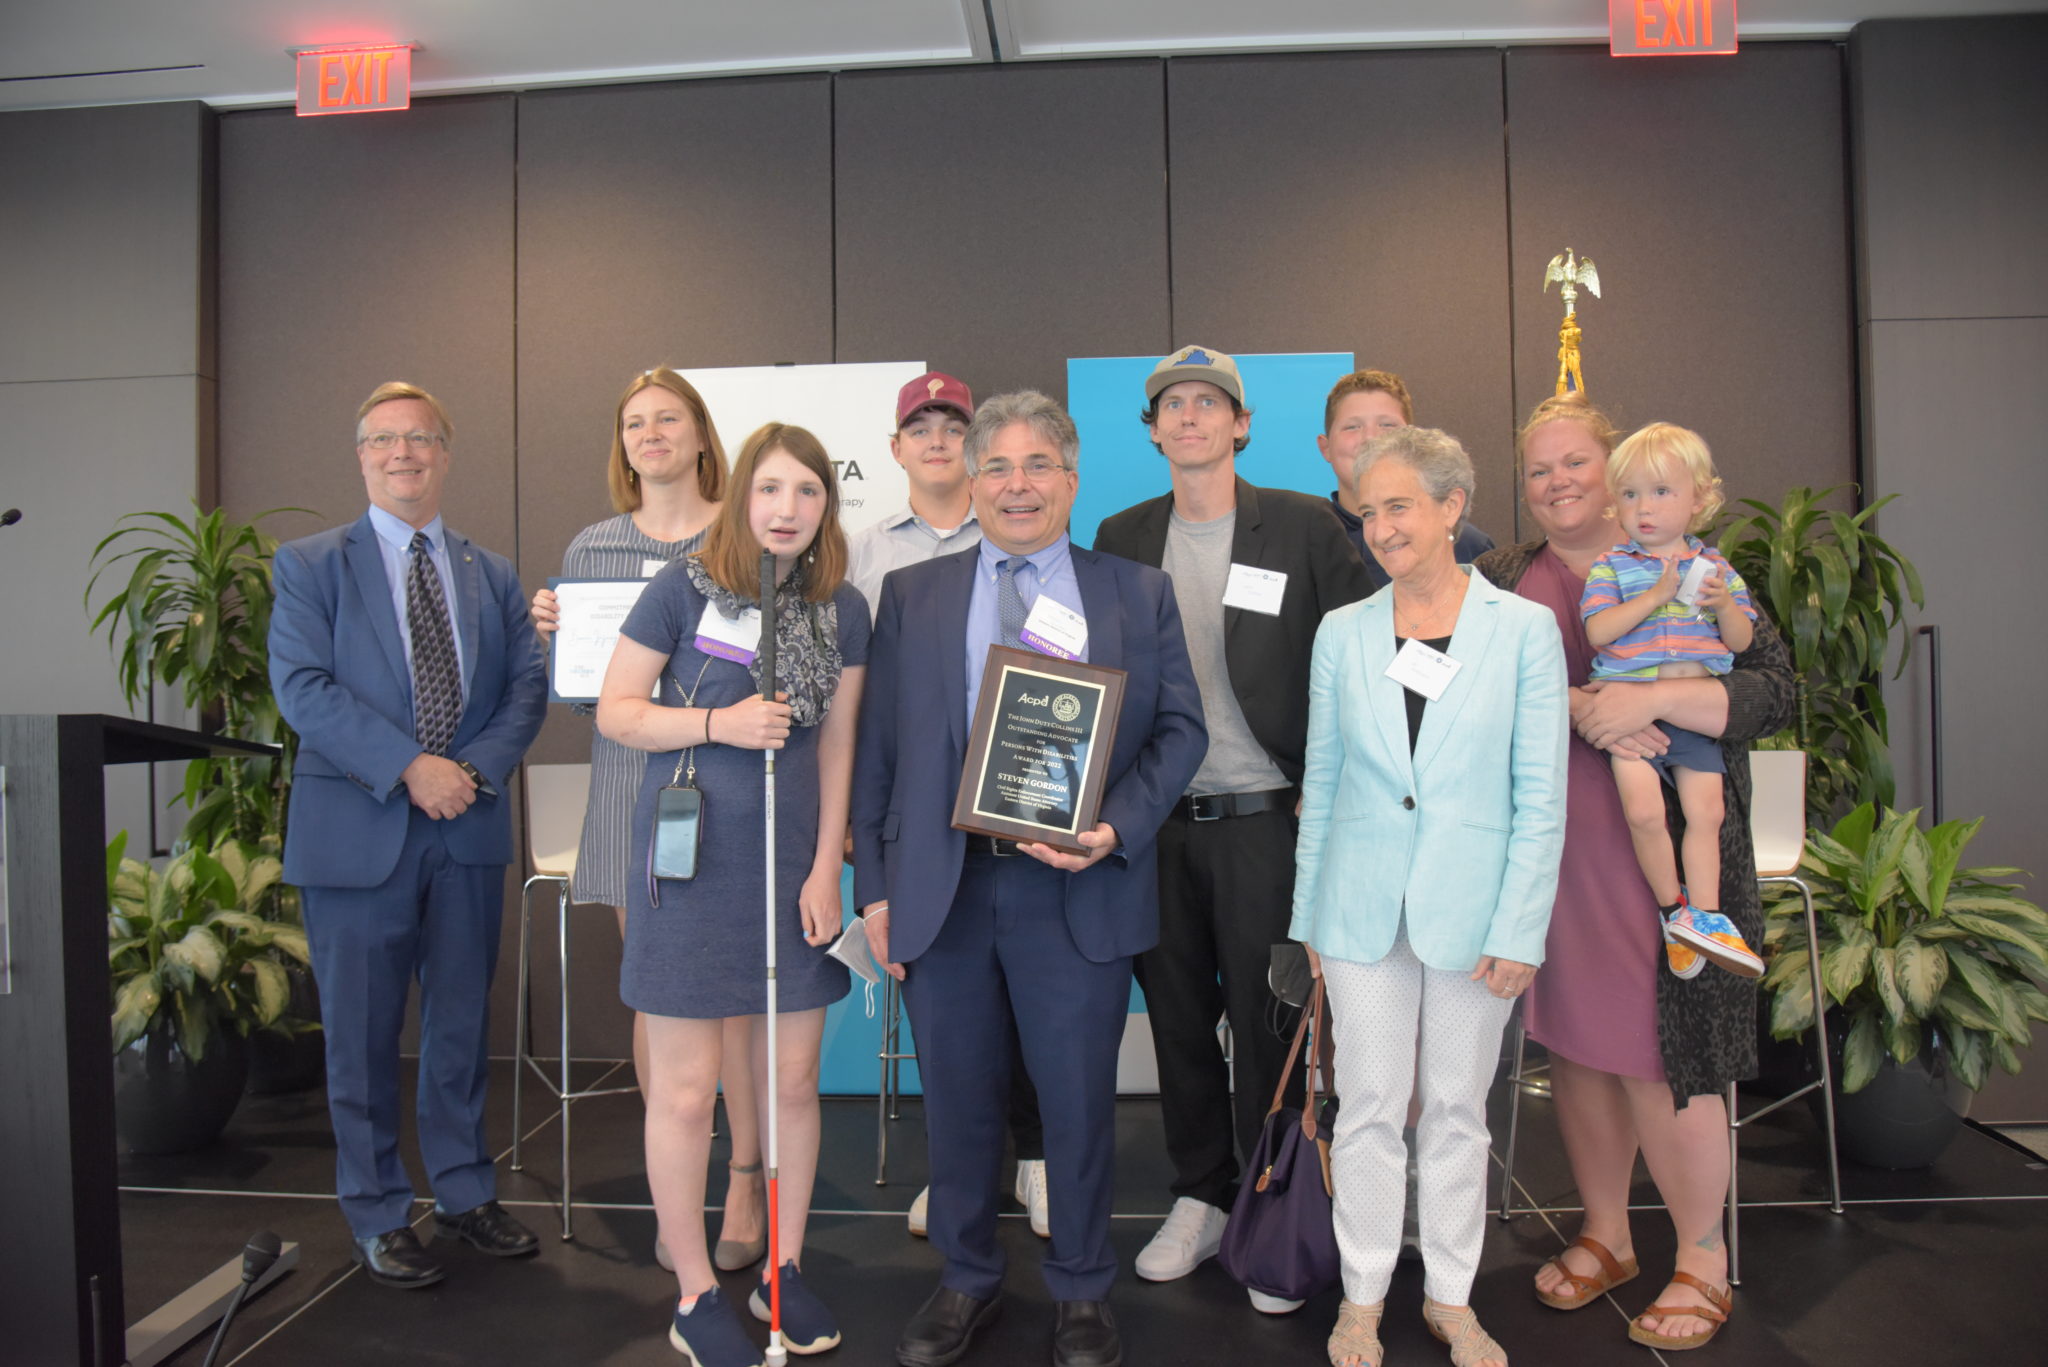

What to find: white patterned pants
left=1322, top=928, right=1515, bottom=1306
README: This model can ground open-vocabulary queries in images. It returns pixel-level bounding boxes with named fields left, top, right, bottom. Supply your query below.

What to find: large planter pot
left=1826, top=1017, right=1971, bottom=1170
left=114, top=1026, right=249, bottom=1155
left=247, top=964, right=325, bottom=1095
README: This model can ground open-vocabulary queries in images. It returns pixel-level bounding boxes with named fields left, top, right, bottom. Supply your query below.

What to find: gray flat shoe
left=714, top=1160, right=767, bottom=1272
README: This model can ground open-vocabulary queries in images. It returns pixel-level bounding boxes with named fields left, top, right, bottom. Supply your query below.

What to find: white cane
left=756, top=549, right=788, bottom=1367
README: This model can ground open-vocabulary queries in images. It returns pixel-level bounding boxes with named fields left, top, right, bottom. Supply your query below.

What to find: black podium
left=0, top=715, right=275, bottom=1367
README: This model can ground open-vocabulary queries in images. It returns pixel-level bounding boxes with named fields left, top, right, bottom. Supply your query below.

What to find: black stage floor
left=119, top=1052, right=2048, bottom=1366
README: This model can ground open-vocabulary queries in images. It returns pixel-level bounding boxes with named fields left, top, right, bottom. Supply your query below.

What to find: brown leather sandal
left=1422, top=1297, right=1508, bottom=1367
left=1626, top=1271, right=1731, bottom=1350
left=1327, top=1299, right=1385, bottom=1367
left=1536, top=1235, right=1640, bottom=1310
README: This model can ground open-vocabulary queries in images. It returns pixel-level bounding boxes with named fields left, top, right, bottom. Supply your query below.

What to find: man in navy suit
left=853, top=390, right=1206, bottom=1367
left=270, top=382, right=547, bottom=1287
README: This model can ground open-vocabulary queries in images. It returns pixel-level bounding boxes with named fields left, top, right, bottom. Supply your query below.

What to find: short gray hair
left=1355, top=426, right=1475, bottom=532
left=964, top=390, right=1080, bottom=474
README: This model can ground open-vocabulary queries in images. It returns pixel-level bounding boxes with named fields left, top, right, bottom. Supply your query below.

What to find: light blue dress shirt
left=965, top=533, right=1087, bottom=717
left=366, top=504, right=469, bottom=696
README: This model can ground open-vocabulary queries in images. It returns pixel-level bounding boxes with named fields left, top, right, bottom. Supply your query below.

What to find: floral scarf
left=684, top=555, right=842, bottom=727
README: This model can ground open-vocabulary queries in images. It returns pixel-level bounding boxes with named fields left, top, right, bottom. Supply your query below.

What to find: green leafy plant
left=1763, top=803, right=2048, bottom=1093
left=1717, top=486, right=1923, bottom=817
left=108, top=831, right=314, bottom=1059
left=86, top=502, right=309, bottom=848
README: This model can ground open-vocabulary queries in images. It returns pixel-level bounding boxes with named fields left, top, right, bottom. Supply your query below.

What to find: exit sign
left=295, top=43, right=412, bottom=116
left=1611, top=0, right=1738, bottom=56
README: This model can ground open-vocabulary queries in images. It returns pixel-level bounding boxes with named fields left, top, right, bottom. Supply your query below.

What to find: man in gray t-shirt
left=1095, top=346, right=1369, bottom=1311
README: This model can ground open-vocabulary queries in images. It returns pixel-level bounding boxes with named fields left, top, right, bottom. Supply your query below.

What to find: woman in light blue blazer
left=1293, top=427, right=1568, bottom=1367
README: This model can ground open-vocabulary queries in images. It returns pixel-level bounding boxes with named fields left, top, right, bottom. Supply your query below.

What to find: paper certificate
left=549, top=577, right=654, bottom=704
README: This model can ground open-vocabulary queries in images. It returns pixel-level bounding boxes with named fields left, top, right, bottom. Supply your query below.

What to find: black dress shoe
left=433, top=1199, right=540, bottom=1257
left=1053, top=1300, right=1121, bottom=1367
left=897, top=1284, right=1002, bottom=1367
left=351, top=1227, right=445, bottom=1289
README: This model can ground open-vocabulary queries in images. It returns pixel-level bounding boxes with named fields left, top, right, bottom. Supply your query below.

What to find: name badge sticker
left=1223, top=563, right=1287, bottom=616
left=641, top=558, right=668, bottom=579
left=695, top=606, right=763, bottom=665
left=1384, top=637, right=1461, bottom=702
left=1019, top=596, right=1088, bottom=660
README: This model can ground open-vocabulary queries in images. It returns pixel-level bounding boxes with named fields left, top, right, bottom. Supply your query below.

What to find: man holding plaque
left=853, top=390, right=1206, bottom=1367
left=1096, top=346, right=1370, bottom=1309
left=847, top=371, right=1056, bottom=1245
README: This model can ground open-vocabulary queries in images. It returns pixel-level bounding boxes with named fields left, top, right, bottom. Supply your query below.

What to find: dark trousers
left=1135, top=807, right=1303, bottom=1210
left=302, top=807, right=504, bottom=1238
left=900, top=853, right=1131, bottom=1302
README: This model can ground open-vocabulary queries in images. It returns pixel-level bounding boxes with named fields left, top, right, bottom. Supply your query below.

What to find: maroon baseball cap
left=896, top=371, right=974, bottom=428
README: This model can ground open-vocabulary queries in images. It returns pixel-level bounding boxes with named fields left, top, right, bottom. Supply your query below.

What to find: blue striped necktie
left=997, top=555, right=1029, bottom=649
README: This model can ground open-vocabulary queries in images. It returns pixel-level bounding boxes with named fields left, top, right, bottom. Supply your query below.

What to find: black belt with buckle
left=1175, top=787, right=1295, bottom=822
left=965, top=834, right=1026, bottom=857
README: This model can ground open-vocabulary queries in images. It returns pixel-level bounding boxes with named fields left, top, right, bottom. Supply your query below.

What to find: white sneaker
left=1135, top=1197, right=1228, bottom=1282
left=908, top=1185, right=929, bottom=1238
left=1014, top=1159, right=1050, bottom=1239
left=1247, top=1288, right=1305, bottom=1314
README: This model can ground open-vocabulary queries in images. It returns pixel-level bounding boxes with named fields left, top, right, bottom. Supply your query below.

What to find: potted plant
left=1762, top=803, right=2048, bottom=1167
left=108, top=831, right=314, bottom=1153
left=87, top=502, right=324, bottom=1091
left=1717, top=486, right=1923, bottom=818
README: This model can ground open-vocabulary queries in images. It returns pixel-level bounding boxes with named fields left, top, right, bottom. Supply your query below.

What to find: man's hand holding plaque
left=951, top=645, right=1126, bottom=855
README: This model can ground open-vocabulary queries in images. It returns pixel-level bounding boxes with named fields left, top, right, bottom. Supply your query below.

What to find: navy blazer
left=851, top=542, right=1208, bottom=965
left=270, top=512, right=547, bottom=888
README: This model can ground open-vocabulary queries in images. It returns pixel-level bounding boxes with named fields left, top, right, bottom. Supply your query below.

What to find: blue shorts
left=1646, top=722, right=1725, bottom=785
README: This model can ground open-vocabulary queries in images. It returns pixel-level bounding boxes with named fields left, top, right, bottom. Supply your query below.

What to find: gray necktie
left=997, top=555, right=1029, bottom=650
left=407, top=532, right=461, bottom=756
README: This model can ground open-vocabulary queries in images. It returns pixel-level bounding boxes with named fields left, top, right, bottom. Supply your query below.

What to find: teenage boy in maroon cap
left=847, top=371, right=1051, bottom=1244
left=1096, top=345, right=1369, bottom=1313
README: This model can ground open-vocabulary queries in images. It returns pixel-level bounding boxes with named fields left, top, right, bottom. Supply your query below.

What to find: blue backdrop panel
left=1066, top=351, right=1355, bottom=548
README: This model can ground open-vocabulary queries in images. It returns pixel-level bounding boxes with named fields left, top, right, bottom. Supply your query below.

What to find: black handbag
left=1216, top=977, right=1340, bottom=1302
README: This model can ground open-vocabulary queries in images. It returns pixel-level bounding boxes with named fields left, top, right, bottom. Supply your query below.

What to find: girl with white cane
left=600, top=423, right=870, bottom=1366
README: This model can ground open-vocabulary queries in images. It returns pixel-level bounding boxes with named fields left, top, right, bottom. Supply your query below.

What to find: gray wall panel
left=216, top=96, right=517, bottom=555
left=1505, top=44, right=1857, bottom=535
left=1166, top=50, right=1513, bottom=501
left=1857, top=17, right=2048, bottom=1120
left=835, top=62, right=1172, bottom=402
left=0, top=102, right=212, bottom=384
left=1854, top=15, right=2048, bottom=323
left=516, top=77, right=834, bottom=771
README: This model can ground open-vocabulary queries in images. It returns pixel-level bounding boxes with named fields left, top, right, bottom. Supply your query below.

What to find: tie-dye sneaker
left=1666, top=900, right=1764, bottom=979
left=1661, top=916, right=1706, bottom=979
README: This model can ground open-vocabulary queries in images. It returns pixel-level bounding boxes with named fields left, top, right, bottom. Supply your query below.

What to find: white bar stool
left=511, top=762, right=639, bottom=1240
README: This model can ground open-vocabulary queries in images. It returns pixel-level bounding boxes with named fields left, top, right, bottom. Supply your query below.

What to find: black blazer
left=1094, top=478, right=1369, bottom=785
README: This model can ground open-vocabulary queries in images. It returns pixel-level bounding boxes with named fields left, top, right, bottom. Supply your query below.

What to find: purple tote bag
left=1217, top=979, right=1339, bottom=1302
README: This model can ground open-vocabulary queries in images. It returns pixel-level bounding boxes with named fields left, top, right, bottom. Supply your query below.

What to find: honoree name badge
left=641, top=558, right=668, bottom=579
left=1019, top=596, right=1087, bottom=660
left=1223, top=563, right=1287, bottom=616
left=1385, top=637, right=1460, bottom=701
left=695, top=606, right=763, bottom=665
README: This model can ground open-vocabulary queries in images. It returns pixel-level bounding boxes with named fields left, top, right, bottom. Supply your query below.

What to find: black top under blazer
left=1094, top=477, right=1371, bottom=786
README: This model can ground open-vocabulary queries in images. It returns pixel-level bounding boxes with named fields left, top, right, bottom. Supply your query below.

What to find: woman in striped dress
left=529, top=366, right=765, bottom=1273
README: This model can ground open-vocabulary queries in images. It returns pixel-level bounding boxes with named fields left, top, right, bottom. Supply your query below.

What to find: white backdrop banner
left=680, top=361, right=927, bottom=536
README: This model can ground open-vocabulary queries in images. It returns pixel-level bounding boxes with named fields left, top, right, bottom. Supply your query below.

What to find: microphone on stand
left=0, top=508, right=21, bottom=528
left=199, top=1231, right=283, bottom=1367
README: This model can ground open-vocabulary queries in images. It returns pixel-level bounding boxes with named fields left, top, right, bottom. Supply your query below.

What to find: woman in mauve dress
left=1474, top=395, right=1793, bottom=1353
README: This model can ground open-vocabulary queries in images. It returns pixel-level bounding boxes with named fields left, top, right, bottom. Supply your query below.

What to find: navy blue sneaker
left=669, top=1285, right=763, bottom=1367
left=748, top=1260, right=841, bottom=1354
